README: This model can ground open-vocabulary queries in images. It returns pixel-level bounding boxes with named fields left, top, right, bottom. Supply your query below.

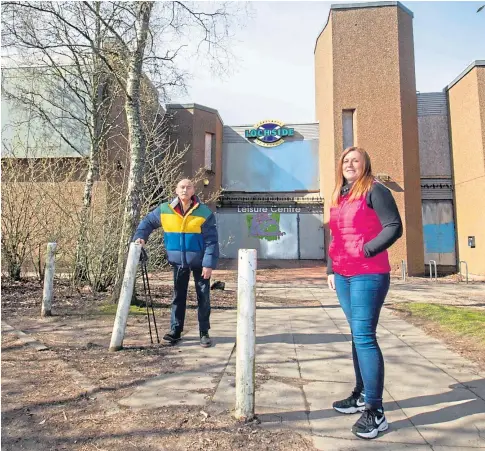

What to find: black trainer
left=333, top=391, right=365, bottom=414
left=352, top=408, right=388, bottom=439
left=162, top=330, right=181, bottom=344
left=200, top=331, right=212, bottom=348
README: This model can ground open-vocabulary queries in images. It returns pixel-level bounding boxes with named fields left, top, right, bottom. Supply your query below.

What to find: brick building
left=2, top=1, right=484, bottom=276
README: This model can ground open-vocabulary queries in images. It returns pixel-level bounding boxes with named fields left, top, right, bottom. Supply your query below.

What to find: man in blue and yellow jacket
left=133, top=179, right=219, bottom=348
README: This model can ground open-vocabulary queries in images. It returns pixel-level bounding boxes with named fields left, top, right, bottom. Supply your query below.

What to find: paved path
left=119, top=283, right=485, bottom=450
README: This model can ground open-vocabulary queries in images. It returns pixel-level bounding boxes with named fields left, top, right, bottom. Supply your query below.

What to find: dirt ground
left=3, top=264, right=484, bottom=450
left=1, top=275, right=315, bottom=451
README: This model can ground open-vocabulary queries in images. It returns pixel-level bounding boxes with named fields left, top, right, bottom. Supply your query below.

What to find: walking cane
left=140, top=248, right=160, bottom=344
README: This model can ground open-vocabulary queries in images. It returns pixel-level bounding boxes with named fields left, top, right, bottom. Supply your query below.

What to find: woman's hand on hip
left=327, top=274, right=335, bottom=291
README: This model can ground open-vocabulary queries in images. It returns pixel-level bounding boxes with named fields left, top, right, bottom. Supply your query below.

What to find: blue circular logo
left=244, top=120, right=295, bottom=147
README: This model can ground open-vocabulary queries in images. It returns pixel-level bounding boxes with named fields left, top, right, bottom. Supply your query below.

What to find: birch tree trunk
left=112, top=1, right=154, bottom=302
left=73, top=138, right=100, bottom=283
left=74, top=2, right=103, bottom=284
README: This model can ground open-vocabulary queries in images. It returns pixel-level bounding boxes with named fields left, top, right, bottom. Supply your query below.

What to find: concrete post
left=401, top=260, right=407, bottom=281
left=109, top=242, right=142, bottom=352
left=235, top=249, right=257, bottom=421
left=41, top=242, right=57, bottom=317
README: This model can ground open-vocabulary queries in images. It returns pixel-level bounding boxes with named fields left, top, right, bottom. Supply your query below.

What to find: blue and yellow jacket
left=133, top=196, right=219, bottom=269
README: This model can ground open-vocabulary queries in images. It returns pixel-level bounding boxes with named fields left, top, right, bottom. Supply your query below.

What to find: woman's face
left=342, top=150, right=364, bottom=183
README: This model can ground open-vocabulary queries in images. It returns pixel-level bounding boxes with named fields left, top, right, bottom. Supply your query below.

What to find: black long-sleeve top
left=327, top=182, right=403, bottom=275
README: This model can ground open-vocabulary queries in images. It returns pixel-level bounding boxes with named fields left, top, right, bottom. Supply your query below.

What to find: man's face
left=176, top=179, right=195, bottom=201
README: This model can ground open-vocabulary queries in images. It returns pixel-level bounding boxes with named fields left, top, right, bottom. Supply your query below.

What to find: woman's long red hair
left=331, top=147, right=375, bottom=206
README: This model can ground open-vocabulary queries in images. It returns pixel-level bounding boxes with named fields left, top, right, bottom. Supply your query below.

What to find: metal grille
left=417, top=92, right=448, bottom=116
left=420, top=178, right=453, bottom=200
left=220, top=193, right=323, bottom=205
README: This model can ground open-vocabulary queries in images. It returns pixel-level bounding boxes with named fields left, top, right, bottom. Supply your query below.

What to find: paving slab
left=312, top=436, right=433, bottom=451
left=306, top=383, right=427, bottom=445
left=388, top=386, right=485, bottom=448
left=117, top=281, right=485, bottom=450
left=119, top=371, right=217, bottom=408
left=313, top=289, right=484, bottom=449
left=118, top=310, right=237, bottom=409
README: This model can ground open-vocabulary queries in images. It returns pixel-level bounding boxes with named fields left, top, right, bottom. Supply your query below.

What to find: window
left=342, top=109, right=355, bottom=150
left=204, top=132, right=215, bottom=171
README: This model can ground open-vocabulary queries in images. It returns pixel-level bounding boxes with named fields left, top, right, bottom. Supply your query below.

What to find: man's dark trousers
left=170, top=265, right=211, bottom=334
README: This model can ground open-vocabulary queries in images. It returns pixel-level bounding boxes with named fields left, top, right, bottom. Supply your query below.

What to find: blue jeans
left=171, top=266, right=211, bottom=333
left=334, top=273, right=390, bottom=410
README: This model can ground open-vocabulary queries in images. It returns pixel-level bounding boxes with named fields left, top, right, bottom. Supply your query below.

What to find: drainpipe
left=297, top=212, right=301, bottom=260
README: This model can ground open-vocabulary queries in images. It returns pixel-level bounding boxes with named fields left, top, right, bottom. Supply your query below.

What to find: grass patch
left=397, top=303, right=485, bottom=343
left=98, top=303, right=150, bottom=316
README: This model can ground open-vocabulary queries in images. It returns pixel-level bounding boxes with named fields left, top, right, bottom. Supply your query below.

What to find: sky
left=174, top=1, right=485, bottom=125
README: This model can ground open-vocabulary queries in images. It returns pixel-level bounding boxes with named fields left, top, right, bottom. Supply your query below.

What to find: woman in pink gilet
left=327, top=147, right=402, bottom=440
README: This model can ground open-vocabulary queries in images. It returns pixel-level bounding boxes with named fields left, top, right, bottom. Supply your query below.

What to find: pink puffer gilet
left=329, top=192, right=391, bottom=276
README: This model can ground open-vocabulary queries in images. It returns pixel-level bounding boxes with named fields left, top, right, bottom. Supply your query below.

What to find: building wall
left=220, top=122, right=322, bottom=259
left=417, top=92, right=456, bottom=268
left=448, top=65, right=485, bottom=276
left=417, top=93, right=452, bottom=177
left=315, top=14, right=335, bottom=259
left=222, top=123, right=319, bottom=192
left=191, top=107, right=223, bottom=193
left=421, top=200, right=456, bottom=267
left=1, top=67, right=90, bottom=158
left=315, top=2, right=424, bottom=275
left=167, top=104, right=223, bottom=205
left=398, top=6, right=425, bottom=276
left=166, top=105, right=195, bottom=177
left=418, top=115, right=452, bottom=176
left=217, top=212, right=324, bottom=260
left=215, top=118, right=223, bottom=192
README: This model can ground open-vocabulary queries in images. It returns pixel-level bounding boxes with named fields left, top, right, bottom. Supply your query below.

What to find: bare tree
left=1, top=136, right=86, bottom=281
left=96, top=1, right=156, bottom=301
left=86, top=1, right=246, bottom=301
left=1, top=1, right=126, bottom=283
left=2, top=1, right=247, bottom=298
left=1, top=159, right=44, bottom=281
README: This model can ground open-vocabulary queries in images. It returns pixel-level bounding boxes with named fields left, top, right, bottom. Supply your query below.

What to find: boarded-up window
left=205, top=132, right=214, bottom=170
left=342, top=109, right=355, bottom=150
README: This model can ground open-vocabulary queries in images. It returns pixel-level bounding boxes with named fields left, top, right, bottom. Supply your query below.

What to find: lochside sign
left=244, top=120, right=294, bottom=148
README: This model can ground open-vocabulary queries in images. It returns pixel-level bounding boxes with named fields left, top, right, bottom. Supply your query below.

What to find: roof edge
left=167, top=103, right=224, bottom=124
left=314, top=9, right=332, bottom=55
left=314, top=1, right=414, bottom=55
left=224, top=121, right=320, bottom=128
left=330, top=1, right=413, bottom=18
left=444, top=60, right=485, bottom=91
